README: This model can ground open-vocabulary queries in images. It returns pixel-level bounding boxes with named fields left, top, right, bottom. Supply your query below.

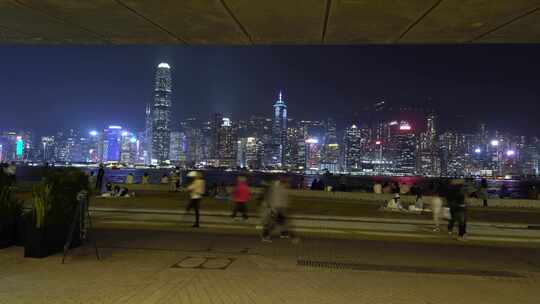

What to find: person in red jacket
left=231, top=176, right=250, bottom=221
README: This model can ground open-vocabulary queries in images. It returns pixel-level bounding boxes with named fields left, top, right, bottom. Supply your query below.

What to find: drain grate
left=297, top=260, right=524, bottom=278
left=172, top=257, right=235, bottom=270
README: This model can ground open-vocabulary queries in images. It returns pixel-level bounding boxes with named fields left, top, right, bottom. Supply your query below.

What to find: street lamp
left=490, top=139, right=499, bottom=147
left=474, top=148, right=482, bottom=154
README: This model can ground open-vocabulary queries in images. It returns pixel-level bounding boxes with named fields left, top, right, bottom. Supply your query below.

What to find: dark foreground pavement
left=2, top=227, right=540, bottom=303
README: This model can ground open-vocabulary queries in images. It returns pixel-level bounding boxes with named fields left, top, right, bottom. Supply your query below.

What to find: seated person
left=126, top=173, right=134, bottom=184
left=105, top=182, right=113, bottom=193
left=386, top=193, right=404, bottom=210
left=119, top=187, right=129, bottom=197
left=141, top=173, right=150, bottom=184
left=113, top=185, right=121, bottom=197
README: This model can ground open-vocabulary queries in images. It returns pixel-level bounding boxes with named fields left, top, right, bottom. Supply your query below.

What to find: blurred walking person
left=96, top=164, right=105, bottom=192
left=479, top=178, right=488, bottom=207
left=169, top=169, right=178, bottom=192
left=446, top=181, right=467, bottom=240
left=186, top=171, right=205, bottom=228
left=260, top=177, right=298, bottom=243
left=231, top=176, right=250, bottom=221
left=431, top=188, right=443, bottom=232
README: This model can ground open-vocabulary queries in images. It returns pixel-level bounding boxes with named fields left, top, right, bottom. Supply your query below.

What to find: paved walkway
left=1, top=228, right=540, bottom=304
left=91, top=207, right=540, bottom=246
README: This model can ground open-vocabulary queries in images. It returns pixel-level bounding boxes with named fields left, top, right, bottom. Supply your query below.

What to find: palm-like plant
left=32, top=184, right=52, bottom=229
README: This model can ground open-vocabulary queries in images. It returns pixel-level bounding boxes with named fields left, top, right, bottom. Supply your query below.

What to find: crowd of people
left=63, top=164, right=540, bottom=243
left=89, top=165, right=297, bottom=242
left=182, top=171, right=296, bottom=242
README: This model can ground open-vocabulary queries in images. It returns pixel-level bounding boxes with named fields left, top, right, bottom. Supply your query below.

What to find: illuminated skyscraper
left=106, top=126, right=122, bottom=162
left=390, top=121, right=417, bottom=175
left=169, top=131, right=186, bottom=165
left=237, top=137, right=259, bottom=169
left=271, top=91, right=287, bottom=167
left=217, top=117, right=237, bottom=167
left=322, top=118, right=340, bottom=172
left=144, top=103, right=153, bottom=165
left=152, top=62, right=172, bottom=164
left=343, top=125, right=362, bottom=171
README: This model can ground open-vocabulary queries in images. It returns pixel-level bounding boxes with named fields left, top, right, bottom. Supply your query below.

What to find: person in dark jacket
left=96, top=164, right=105, bottom=191
left=446, top=182, right=467, bottom=240
left=479, top=178, right=489, bottom=207
left=311, top=178, right=319, bottom=190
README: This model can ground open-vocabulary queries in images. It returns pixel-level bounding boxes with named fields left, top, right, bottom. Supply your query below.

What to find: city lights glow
left=109, top=125, right=122, bottom=130
left=305, top=138, right=319, bottom=144
left=389, top=121, right=398, bottom=126
left=375, top=140, right=382, bottom=145
left=89, top=130, right=98, bottom=136
left=491, top=139, right=500, bottom=146
left=130, top=137, right=137, bottom=143
left=474, top=148, right=482, bottom=153
left=399, top=121, right=412, bottom=130
left=121, top=131, right=129, bottom=136
left=16, top=137, right=23, bottom=157
left=506, top=150, right=515, bottom=156
left=158, top=62, right=170, bottom=69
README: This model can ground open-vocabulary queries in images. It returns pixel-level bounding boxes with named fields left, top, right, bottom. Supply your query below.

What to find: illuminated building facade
left=152, top=62, right=172, bottom=164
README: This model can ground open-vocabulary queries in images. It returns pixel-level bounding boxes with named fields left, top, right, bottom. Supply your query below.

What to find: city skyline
left=1, top=45, right=540, bottom=135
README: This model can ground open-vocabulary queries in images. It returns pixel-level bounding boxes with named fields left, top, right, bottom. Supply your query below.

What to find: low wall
left=107, top=183, right=540, bottom=209
left=287, top=190, right=540, bottom=209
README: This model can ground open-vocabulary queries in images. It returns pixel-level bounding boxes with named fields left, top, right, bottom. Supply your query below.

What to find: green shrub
left=30, top=168, right=89, bottom=229
left=0, top=170, right=21, bottom=229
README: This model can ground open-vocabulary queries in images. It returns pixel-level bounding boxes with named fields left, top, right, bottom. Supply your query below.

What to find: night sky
left=0, top=45, right=539, bottom=135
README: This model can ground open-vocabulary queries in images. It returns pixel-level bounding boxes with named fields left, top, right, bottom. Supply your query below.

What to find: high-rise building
left=305, top=138, right=322, bottom=171
left=417, top=113, right=440, bottom=176
left=152, top=62, right=172, bottom=164
left=343, top=125, right=362, bottom=171
left=0, top=131, right=18, bottom=162
left=144, top=103, right=153, bottom=165
left=284, top=125, right=301, bottom=170
left=39, top=136, right=56, bottom=163
left=237, top=137, right=259, bottom=169
left=54, top=129, right=83, bottom=163
left=210, top=113, right=224, bottom=162
left=183, top=118, right=204, bottom=167
left=390, top=121, right=417, bottom=175
left=271, top=91, right=287, bottom=167
left=216, top=117, right=237, bottom=167
left=105, top=126, right=122, bottom=162
left=321, top=119, right=340, bottom=172
left=439, top=131, right=471, bottom=177
left=169, top=131, right=186, bottom=165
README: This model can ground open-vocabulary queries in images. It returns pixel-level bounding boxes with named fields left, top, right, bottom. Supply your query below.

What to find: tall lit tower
left=144, top=103, right=153, bottom=165
left=151, top=62, right=172, bottom=164
left=271, top=91, right=287, bottom=167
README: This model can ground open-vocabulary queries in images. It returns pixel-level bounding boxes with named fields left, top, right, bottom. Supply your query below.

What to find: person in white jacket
left=186, top=171, right=205, bottom=228
left=431, top=194, right=443, bottom=232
